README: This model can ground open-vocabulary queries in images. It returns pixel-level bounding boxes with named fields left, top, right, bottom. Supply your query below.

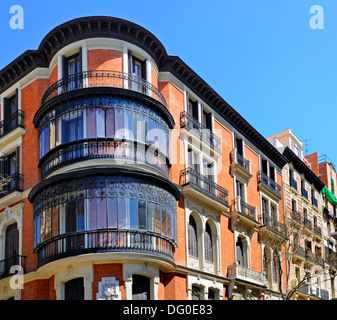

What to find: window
left=235, top=137, right=243, bottom=156
left=187, top=98, right=199, bottom=122
left=236, top=237, right=245, bottom=266
left=236, top=180, right=245, bottom=200
left=64, top=278, right=84, bottom=300
left=188, top=215, right=198, bottom=257
left=128, top=51, right=147, bottom=93
left=132, top=275, right=150, bottom=300
left=204, top=223, right=213, bottom=262
left=192, top=286, right=202, bottom=300
left=62, top=49, right=82, bottom=90
left=202, top=109, right=212, bottom=131
left=5, top=223, right=19, bottom=275
left=3, top=90, right=19, bottom=134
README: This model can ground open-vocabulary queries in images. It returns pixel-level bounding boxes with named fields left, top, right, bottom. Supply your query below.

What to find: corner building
left=0, top=16, right=290, bottom=300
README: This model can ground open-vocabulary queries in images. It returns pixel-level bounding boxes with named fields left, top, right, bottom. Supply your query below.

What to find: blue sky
left=0, top=0, right=336, bottom=166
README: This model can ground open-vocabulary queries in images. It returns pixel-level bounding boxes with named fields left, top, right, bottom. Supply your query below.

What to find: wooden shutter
left=192, top=101, right=198, bottom=121
left=141, top=59, right=147, bottom=80
left=205, top=112, right=212, bottom=131
left=5, top=223, right=19, bottom=273
left=78, top=47, right=83, bottom=73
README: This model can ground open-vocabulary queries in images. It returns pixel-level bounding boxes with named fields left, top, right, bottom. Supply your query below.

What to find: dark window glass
left=132, top=275, right=150, bottom=300
left=188, top=216, right=198, bottom=257
left=65, top=278, right=84, bottom=300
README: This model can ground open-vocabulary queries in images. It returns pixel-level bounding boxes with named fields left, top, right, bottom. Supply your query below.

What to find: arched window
left=204, top=222, right=213, bottom=262
left=236, top=237, right=244, bottom=266
left=188, top=215, right=198, bottom=257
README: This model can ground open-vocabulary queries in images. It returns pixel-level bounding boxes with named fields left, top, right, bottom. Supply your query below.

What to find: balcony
left=0, top=173, right=24, bottom=198
left=298, top=284, right=330, bottom=300
left=180, top=112, right=221, bottom=153
left=291, top=209, right=302, bottom=224
left=0, top=255, right=26, bottom=280
left=41, top=70, right=167, bottom=108
left=303, top=218, right=312, bottom=232
left=292, top=245, right=305, bottom=263
left=35, top=229, right=174, bottom=267
left=39, top=139, right=170, bottom=179
left=227, top=262, right=266, bottom=288
left=230, top=196, right=258, bottom=233
left=314, top=225, right=322, bottom=239
left=259, top=215, right=287, bottom=241
left=289, top=177, right=297, bottom=191
left=179, top=167, right=229, bottom=210
left=230, top=148, right=252, bottom=181
left=0, top=111, right=25, bottom=148
left=257, top=171, right=282, bottom=200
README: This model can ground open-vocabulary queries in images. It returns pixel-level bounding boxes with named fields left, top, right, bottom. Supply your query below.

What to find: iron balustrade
left=180, top=112, right=221, bottom=152
left=35, top=229, right=174, bottom=267
left=292, top=245, right=305, bottom=259
left=235, top=197, right=256, bottom=220
left=0, top=110, right=25, bottom=138
left=314, top=225, right=322, bottom=238
left=39, top=139, right=170, bottom=178
left=179, top=167, right=228, bottom=205
left=0, top=173, right=24, bottom=198
left=41, top=70, right=167, bottom=108
left=261, top=215, right=286, bottom=237
left=290, top=177, right=298, bottom=190
left=230, top=148, right=250, bottom=172
left=304, top=218, right=312, bottom=231
left=301, top=187, right=308, bottom=200
left=257, top=171, right=282, bottom=197
left=0, top=255, right=26, bottom=280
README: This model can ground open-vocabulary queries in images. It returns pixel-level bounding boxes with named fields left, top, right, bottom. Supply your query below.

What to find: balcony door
left=3, top=90, right=18, bottom=134
left=5, top=223, right=19, bottom=275
left=65, top=277, right=84, bottom=300
left=62, top=48, right=82, bottom=91
left=132, top=275, right=150, bottom=300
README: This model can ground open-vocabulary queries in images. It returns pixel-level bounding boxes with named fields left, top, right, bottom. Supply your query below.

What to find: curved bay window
left=29, top=169, right=179, bottom=266
left=37, top=95, right=172, bottom=178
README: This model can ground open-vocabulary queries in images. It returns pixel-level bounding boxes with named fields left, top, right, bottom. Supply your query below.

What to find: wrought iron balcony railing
left=35, top=229, right=174, bottom=267
left=39, top=139, right=170, bottom=179
left=179, top=167, right=228, bottom=205
left=234, top=197, right=256, bottom=221
left=261, top=215, right=286, bottom=237
left=291, top=209, right=302, bottom=224
left=0, top=173, right=24, bottom=198
left=314, top=225, right=322, bottom=238
left=257, top=171, right=282, bottom=198
left=41, top=70, right=167, bottom=108
left=0, top=110, right=25, bottom=138
left=304, top=218, right=312, bottom=231
left=0, top=255, right=26, bottom=280
left=230, top=148, right=251, bottom=173
left=180, top=112, right=221, bottom=152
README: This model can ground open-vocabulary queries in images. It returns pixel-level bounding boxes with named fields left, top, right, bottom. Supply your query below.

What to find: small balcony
left=291, top=209, right=302, bottom=224
left=180, top=112, right=221, bottom=153
left=259, top=215, right=287, bottom=241
left=179, top=167, right=229, bottom=210
left=227, top=262, right=266, bottom=288
left=0, top=255, right=26, bottom=280
left=314, top=225, right=322, bottom=239
left=230, top=196, right=258, bottom=232
left=0, top=173, right=24, bottom=198
left=303, top=218, right=312, bottom=232
left=292, top=245, right=305, bottom=263
left=0, top=111, right=25, bottom=148
left=297, top=284, right=329, bottom=299
left=257, top=171, right=282, bottom=200
left=41, top=70, right=167, bottom=108
left=230, top=148, right=252, bottom=181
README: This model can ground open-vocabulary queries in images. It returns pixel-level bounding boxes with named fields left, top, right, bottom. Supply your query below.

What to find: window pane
left=69, top=110, right=78, bottom=141
left=147, top=202, right=155, bottom=231
left=118, top=197, right=127, bottom=229
left=45, top=208, right=51, bottom=240
left=138, top=200, right=146, bottom=230
left=77, top=200, right=85, bottom=231
left=36, top=215, right=41, bottom=245
left=106, top=108, right=115, bottom=138
left=107, top=198, right=117, bottom=228
left=129, top=198, right=138, bottom=229
left=62, top=112, right=69, bottom=144
left=97, top=197, right=107, bottom=229
left=88, top=198, right=97, bottom=230
left=78, top=109, right=85, bottom=139
left=51, top=206, right=59, bottom=237
left=96, top=109, right=106, bottom=137
left=155, top=204, right=161, bottom=233
left=56, top=116, right=61, bottom=146
left=86, top=108, right=96, bottom=138
left=66, top=199, right=77, bottom=233
left=115, top=108, right=125, bottom=139
left=162, top=207, right=167, bottom=236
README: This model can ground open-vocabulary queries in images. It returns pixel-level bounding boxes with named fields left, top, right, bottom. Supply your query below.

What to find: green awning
left=322, top=186, right=337, bottom=205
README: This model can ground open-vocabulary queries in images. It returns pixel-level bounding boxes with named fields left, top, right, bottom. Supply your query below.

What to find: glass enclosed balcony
left=29, top=169, right=180, bottom=267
